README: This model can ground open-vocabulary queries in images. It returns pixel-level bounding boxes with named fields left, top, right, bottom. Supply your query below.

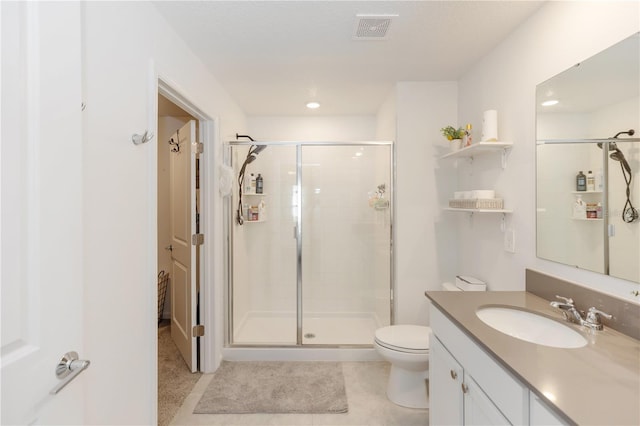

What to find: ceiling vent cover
left=353, top=15, right=396, bottom=40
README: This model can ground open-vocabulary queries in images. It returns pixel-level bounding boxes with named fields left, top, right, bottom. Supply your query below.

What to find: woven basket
left=449, top=198, right=504, bottom=209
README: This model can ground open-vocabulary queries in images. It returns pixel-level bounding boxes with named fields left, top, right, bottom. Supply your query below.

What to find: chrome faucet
left=584, top=307, right=613, bottom=331
left=550, top=296, right=584, bottom=324
left=550, top=295, right=613, bottom=331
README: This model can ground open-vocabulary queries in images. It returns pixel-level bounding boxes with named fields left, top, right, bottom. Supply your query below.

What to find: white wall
left=248, top=115, right=377, bottom=141
left=394, top=82, right=459, bottom=325
left=82, top=2, right=246, bottom=424
left=457, top=1, right=640, bottom=299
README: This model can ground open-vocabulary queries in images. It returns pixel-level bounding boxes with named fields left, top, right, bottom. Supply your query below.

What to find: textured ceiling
left=153, top=1, right=544, bottom=116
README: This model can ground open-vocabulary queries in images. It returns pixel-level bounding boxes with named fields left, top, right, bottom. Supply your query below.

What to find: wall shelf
left=444, top=208, right=513, bottom=214
left=441, top=141, right=513, bottom=169
left=445, top=208, right=513, bottom=231
left=440, top=141, right=513, bottom=159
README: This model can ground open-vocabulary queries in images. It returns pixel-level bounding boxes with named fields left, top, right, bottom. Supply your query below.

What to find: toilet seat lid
left=375, top=325, right=431, bottom=351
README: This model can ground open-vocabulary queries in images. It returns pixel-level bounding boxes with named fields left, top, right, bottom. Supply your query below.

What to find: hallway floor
left=169, top=361, right=429, bottom=425
left=158, top=321, right=202, bottom=426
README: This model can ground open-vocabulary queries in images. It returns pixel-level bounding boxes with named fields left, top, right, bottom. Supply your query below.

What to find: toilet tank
left=441, top=276, right=487, bottom=292
left=455, top=275, right=487, bottom=291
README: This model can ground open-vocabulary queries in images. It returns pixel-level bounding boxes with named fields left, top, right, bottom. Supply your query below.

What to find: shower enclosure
left=225, top=141, right=393, bottom=346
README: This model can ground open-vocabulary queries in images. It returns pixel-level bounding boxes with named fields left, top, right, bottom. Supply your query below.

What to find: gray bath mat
left=193, top=361, right=348, bottom=414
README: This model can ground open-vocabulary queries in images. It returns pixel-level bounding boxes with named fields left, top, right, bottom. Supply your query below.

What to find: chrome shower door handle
left=49, top=351, right=90, bottom=395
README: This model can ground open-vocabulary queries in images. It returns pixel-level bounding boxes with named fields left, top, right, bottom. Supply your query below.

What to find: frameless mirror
left=536, top=32, right=640, bottom=284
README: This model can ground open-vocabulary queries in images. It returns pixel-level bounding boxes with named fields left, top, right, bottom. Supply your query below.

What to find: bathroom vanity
left=425, top=290, right=640, bottom=425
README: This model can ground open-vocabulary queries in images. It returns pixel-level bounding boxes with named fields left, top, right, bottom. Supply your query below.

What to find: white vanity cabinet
left=430, top=306, right=529, bottom=425
left=431, top=336, right=509, bottom=425
left=530, top=393, right=568, bottom=425
left=430, top=336, right=463, bottom=425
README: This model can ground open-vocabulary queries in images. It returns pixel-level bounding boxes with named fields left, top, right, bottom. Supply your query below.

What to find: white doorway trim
left=148, top=69, right=219, bottom=390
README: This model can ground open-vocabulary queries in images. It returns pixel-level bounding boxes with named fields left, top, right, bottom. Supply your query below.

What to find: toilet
left=374, top=278, right=486, bottom=409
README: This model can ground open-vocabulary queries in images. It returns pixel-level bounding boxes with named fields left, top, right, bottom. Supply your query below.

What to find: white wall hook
left=132, top=130, right=154, bottom=145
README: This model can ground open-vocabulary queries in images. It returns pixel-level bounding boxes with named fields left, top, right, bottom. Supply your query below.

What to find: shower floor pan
left=233, top=312, right=381, bottom=346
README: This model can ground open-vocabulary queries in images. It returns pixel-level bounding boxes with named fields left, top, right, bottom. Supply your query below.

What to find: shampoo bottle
left=576, top=171, right=586, bottom=191
left=595, top=168, right=603, bottom=191
left=586, top=170, right=595, bottom=191
left=250, top=173, right=256, bottom=193
left=256, top=173, right=264, bottom=194
left=244, top=174, right=252, bottom=193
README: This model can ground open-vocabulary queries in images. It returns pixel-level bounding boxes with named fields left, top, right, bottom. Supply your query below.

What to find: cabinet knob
left=461, top=383, right=469, bottom=394
left=450, top=370, right=458, bottom=380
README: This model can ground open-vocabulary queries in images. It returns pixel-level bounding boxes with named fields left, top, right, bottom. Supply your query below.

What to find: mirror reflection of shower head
left=252, top=145, right=267, bottom=155
left=610, top=149, right=632, bottom=175
left=613, top=129, right=635, bottom=139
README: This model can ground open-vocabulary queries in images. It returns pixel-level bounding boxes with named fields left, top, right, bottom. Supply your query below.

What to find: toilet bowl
left=374, top=279, right=486, bottom=409
left=374, top=325, right=430, bottom=409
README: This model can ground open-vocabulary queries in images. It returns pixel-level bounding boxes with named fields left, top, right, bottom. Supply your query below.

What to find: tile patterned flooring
left=169, top=361, right=429, bottom=426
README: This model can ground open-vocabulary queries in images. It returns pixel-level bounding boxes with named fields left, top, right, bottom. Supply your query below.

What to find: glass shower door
left=230, top=144, right=298, bottom=345
left=300, top=144, right=392, bottom=345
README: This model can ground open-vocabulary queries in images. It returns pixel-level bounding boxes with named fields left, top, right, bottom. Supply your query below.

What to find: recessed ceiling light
left=306, top=102, right=320, bottom=109
left=541, top=100, right=559, bottom=107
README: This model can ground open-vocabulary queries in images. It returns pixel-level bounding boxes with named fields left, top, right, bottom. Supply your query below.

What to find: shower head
left=610, top=148, right=632, bottom=175
left=252, top=145, right=267, bottom=155
left=613, top=129, right=635, bottom=139
left=597, top=129, right=635, bottom=149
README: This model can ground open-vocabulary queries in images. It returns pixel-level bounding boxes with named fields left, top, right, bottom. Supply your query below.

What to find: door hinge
left=192, top=234, right=204, bottom=245
left=192, top=142, right=204, bottom=154
left=192, top=325, right=205, bottom=337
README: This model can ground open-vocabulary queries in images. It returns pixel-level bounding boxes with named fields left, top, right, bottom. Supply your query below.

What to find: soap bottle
left=586, top=170, right=595, bottom=191
left=573, top=195, right=586, bottom=219
left=255, top=173, right=264, bottom=194
left=258, top=198, right=266, bottom=221
left=576, top=171, right=586, bottom=191
left=595, top=168, right=603, bottom=191
left=243, top=203, right=250, bottom=221
left=249, top=173, right=256, bottom=193
left=244, top=174, right=252, bottom=193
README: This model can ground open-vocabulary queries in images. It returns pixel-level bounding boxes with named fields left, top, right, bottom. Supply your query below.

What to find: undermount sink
left=476, top=306, right=588, bottom=348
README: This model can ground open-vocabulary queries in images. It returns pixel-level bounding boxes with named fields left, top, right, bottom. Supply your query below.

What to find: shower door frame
left=225, top=140, right=396, bottom=348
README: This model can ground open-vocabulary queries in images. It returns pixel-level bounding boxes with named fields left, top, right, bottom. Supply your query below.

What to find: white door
left=1, top=2, right=86, bottom=424
left=168, top=120, right=198, bottom=371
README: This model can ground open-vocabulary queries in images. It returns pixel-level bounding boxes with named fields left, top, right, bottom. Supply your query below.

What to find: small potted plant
left=441, top=126, right=465, bottom=151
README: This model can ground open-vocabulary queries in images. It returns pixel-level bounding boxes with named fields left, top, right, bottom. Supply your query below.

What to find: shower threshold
left=233, top=311, right=381, bottom=346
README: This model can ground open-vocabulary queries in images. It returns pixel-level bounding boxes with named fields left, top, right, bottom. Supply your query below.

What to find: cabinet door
left=464, top=375, right=510, bottom=426
left=430, top=336, right=464, bottom=425
left=530, top=393, right=568, bottom=425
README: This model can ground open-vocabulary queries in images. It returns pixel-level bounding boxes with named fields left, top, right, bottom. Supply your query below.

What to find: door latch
left=50, top=351, right=90, bottom=395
